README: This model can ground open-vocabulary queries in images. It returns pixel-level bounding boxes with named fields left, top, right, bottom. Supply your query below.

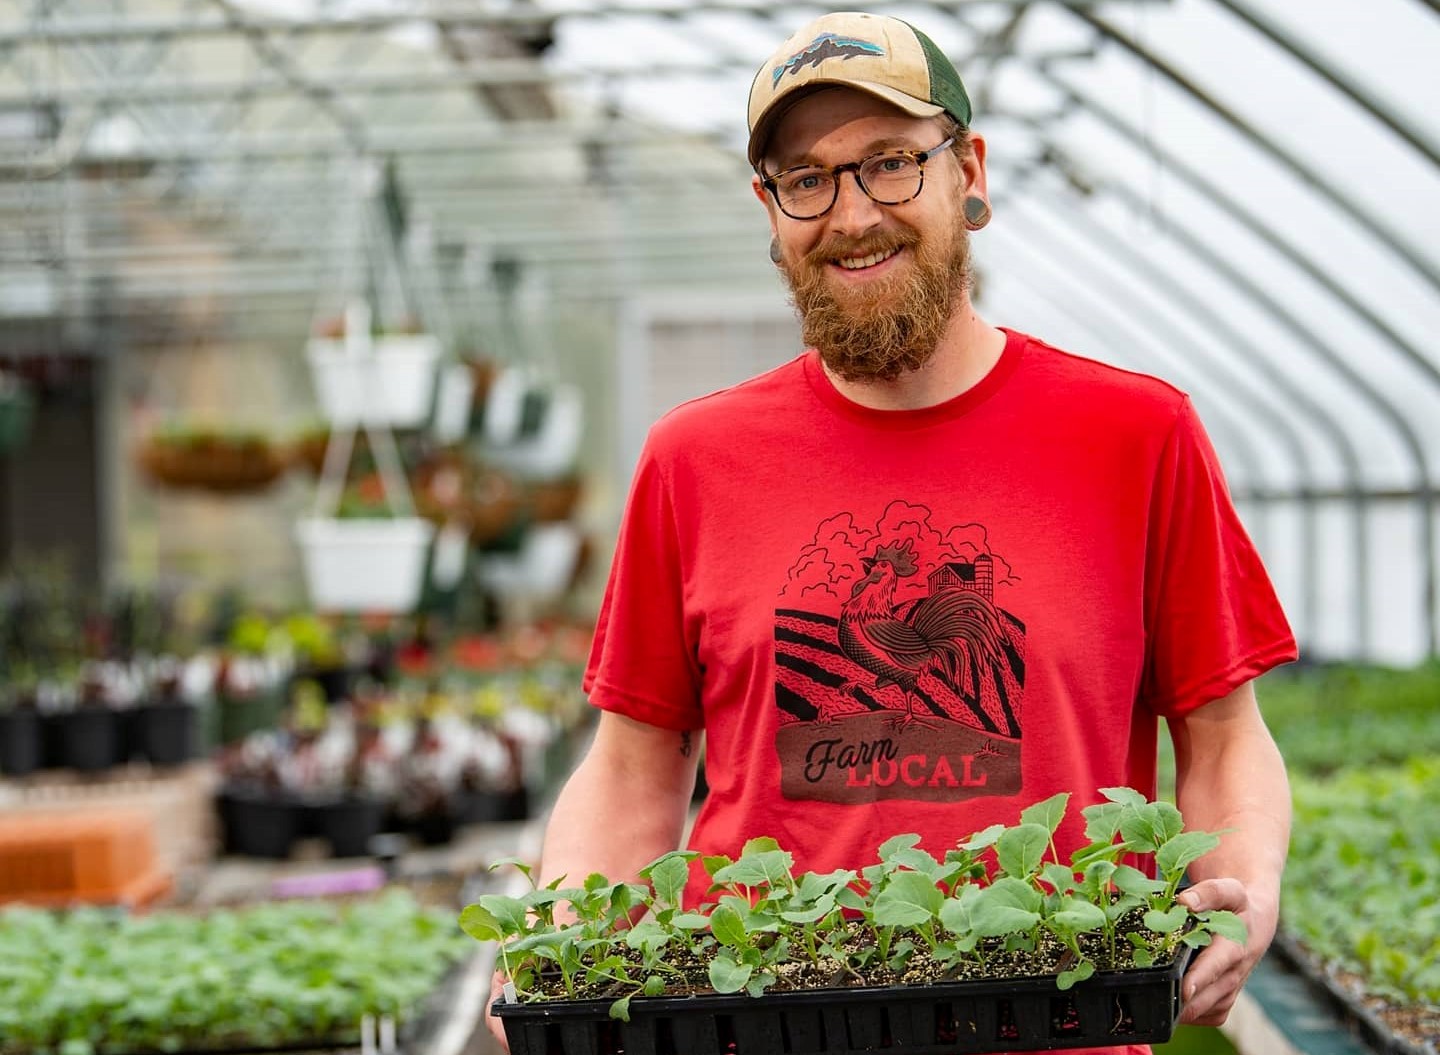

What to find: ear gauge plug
left=769, top=237, right=783, bottom=264
left=963, top=196, right=991, bottom=230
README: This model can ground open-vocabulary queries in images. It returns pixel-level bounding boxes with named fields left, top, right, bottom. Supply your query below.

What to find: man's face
left=754, top=90, right=984, bottom=383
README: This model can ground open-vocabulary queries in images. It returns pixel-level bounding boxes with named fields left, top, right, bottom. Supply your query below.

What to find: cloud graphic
left=779, top=502, right=1015, bottom=603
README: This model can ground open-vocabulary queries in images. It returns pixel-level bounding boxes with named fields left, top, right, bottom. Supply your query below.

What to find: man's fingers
left=1176, top=877, right=1248, bottom=914
left=486, top=971, right=512, bottom=1053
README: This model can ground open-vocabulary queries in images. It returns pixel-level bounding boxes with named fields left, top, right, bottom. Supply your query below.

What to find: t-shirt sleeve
left=582, top=437, right=705, bottom=731
left=1140, top=397, right=1298, bottom=717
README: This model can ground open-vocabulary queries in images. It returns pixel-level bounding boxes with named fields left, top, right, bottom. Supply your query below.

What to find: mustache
left=802, top=228, right=920, bottom=267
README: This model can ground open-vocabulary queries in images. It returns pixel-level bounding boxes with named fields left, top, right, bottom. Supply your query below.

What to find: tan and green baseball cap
left=747, top=11, right=972, bottom=169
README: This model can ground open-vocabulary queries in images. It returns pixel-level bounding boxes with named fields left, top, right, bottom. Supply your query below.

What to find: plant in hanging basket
left=464, top=788, right=1246, bottom=1055
left=138, top=425, right=287, bottom=494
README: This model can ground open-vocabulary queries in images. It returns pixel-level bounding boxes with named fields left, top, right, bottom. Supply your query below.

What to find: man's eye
left=792, top=173, right=825, bottom=192
left=875, top=156, right=911, bottom=174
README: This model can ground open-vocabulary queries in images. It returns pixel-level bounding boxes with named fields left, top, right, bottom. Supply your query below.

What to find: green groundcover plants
left=461, top=788, right=1245, bottom=1022
left=0, top=890, right=471, bottom=1055
left=1283, top=757, right=1440, bottom=1008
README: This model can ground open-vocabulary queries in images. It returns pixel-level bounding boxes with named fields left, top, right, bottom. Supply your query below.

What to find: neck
left=820, top=303, right=1007, bottom=411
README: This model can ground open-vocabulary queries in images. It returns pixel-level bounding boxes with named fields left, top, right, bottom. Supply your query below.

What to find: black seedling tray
left=493, top=948, right=1192, bottom=1055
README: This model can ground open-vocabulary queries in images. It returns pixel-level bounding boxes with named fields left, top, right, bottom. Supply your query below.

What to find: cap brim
left=747, top=80, right=945, bottom=169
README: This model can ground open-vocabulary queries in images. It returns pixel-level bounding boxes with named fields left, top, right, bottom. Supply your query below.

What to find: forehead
left=765, top=88, right=944, bottom=167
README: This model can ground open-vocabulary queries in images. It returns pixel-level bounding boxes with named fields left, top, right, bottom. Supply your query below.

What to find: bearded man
left=489, top=12, right=1296, bottom=1055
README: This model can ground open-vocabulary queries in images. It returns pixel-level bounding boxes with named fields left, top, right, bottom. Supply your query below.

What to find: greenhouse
left=0, top=2, right=1436, bottom=1055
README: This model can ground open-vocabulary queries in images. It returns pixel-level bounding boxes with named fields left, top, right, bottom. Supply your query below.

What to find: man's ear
left=752, top=173, right=781, bottom=237
left=960, top=130, right=990, bottom=201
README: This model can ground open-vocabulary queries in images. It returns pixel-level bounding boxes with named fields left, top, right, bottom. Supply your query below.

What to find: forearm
left=1171, top=684, right=1291, bottom=921
left=537, top=713, right=699, bottom=891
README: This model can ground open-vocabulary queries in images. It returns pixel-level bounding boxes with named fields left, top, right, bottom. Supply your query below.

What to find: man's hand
left=1175, top=877, right=1276, bottom=1026
left=485, top=970, right=511, bottom=1052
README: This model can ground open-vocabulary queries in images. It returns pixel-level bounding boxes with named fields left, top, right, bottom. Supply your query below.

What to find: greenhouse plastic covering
left=0, top=0, right=1437, bottom=664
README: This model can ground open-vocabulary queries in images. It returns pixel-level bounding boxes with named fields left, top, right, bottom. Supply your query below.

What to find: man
left=488, top=11, right=1295, bottom=1053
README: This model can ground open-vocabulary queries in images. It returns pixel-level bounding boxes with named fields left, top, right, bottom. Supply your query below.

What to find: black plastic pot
left=131, top=702, right=197, bottom=767
left=410, top=807, right=458, bottom=846
left=310, top=794, right=387, bottom=858
left=52, top=708, right=121, bottom=772
left=493, top=949, right=1191, bottom=1055
left=0, top=708, right=41, bottom=776
left=218, top=788, right=298, bottom=859
left=456, top=786, right=529, bottom=825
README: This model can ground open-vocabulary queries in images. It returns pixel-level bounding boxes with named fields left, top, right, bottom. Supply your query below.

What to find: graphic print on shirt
left=775, top=500, right=1026, bottom=803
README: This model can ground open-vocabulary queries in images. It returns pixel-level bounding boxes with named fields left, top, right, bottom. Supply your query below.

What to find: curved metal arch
left=985, top=193, right=1290, bottom=485
left=1061, top=6, right=1440, bottom=301
left=1035, top=73, right=1440, bottom=400
left=1205, top=0, right=1440, bottom=170
left=1069, top=169, right=1437, bottom=655
left=998, top=180, right=1353, bottom=650
left=978, top=246, right=1274, bottom=508
left=962, top=48, right=1439, bottom=654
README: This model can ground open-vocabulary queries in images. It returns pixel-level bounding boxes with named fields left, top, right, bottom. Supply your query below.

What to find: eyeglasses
left=760, top=136, right=956, bottom=221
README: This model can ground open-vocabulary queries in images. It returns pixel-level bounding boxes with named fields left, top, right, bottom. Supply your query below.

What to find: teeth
left=838, top=248, right=898, bottom=270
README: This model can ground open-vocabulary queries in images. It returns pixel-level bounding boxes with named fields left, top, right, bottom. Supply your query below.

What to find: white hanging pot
left=305, top=333, right=442, bottom=428
left=295, top=516, right=435, bottom=613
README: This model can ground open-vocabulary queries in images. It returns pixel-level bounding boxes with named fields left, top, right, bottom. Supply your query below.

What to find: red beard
left=781, top=214, right=973, bottom=383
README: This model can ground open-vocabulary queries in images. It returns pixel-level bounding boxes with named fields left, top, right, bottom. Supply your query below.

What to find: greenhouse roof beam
left=204, top=0, right=368, bottom=153
left=1004, top=179, right=1359, bottom=650
left=1059, top=155, right=1436, bottom=658
left=1038, top=72, right=1440, bottom=402
left=1064, top=6, right=1440, bottom=302
left=4, top=46, right=1101, bottom=109
left=0, top=0, right=1169, bottom=48
left=988, top=233, right=1271, bottom=503
left=1206, top=0, right=1439, bottom=169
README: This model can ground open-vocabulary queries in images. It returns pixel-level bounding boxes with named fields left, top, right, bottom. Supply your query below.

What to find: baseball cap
left=747, top=11, right=972, bottom=170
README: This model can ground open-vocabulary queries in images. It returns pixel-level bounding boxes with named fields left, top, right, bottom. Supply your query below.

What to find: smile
left=836, top=247, right=900, bottom=270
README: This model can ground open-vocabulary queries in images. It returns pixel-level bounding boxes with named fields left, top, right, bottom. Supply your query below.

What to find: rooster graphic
left=836, top=539, right=1009, bottom=729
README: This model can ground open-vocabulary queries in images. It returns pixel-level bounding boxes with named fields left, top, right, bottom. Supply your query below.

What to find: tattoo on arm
left=680, top=731, right=693, bottom=758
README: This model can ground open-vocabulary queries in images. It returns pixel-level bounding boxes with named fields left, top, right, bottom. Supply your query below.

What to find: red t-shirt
left=584, top=329, right=1295, bottom=1049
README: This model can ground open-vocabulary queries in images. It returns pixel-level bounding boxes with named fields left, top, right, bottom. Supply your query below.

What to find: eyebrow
left=774, top=135, right=928, bottom=170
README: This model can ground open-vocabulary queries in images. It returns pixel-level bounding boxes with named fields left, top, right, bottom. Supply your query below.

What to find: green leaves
left=872, top=872, right=943, bottom=929
left=1021, top=792, right=1070, bottom=834
left=0, top=891, right=470, bottom=1051
left=708, top=955, right=752, bottom=993
left=996, top=824, right=1051, bottom=879
left=640, top=851, right=696, bottom=909
left=1155, top=831, right=1222, bottom=885
left=451, top=789, right=1239, bottom=1016
left=708, top=904, right=748, bottom=949
left=1143, top=905, right=1190, bottom=934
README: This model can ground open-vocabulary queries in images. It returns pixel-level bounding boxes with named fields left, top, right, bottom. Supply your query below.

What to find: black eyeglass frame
left=760, top=135, right=957, bottom=221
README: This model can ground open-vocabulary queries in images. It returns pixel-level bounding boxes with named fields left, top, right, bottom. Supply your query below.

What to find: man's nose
left=828, top=170, right=883, bottom=234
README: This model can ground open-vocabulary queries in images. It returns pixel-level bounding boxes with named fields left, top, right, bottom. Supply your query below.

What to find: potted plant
left=215, top=612, right=288, bottom=745
left=130, top=656, right=202, bottom=767
left=216, top=733, right=298, bottom=859
left=296, top=467, right=436, bottom=615
left=464, top=789, right=1246, bottom=1055
left=50, top=664, right=123, bottom=772
left=282, top=613, right=352, bottom=703
left=305, top=304, right=442, bottom=429
left=138, top=424, right=287, bottom=494
left=0, top=668, right=42, bottom=777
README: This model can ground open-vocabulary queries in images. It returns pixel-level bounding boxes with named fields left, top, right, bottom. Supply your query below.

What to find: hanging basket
left=295, top=516, right=435, bottom=613
left=305, top=334, right=442, bottom=428
left=138, top=433, right=287, bottom=494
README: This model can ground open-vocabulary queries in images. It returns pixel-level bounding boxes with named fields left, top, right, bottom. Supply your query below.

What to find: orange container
left=0, top=808, right=172, bottom=908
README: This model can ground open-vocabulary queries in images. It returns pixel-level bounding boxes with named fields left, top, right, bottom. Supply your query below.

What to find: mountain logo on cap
left=771, top=33, right=885, bottom=87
